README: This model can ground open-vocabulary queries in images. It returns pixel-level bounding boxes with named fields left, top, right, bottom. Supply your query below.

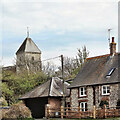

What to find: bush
left=117, top=99, right=120, bottom=109
left=99, top=100, right=109, bottom=108
left=0, top=97, right=8, bottom=106
left=2, top=101, right=32, bottom=119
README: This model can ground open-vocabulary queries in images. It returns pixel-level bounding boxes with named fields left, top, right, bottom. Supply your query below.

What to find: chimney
left=110, top=37, right=116, bottom=55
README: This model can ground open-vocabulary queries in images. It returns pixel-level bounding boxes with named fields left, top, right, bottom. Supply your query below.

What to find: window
left=106, top=68, right=116, bottom=78
left=80, top=102, right=87, bottom=111
left=79, top=87, right=87, bottom=97
left=102, top=85, right=110, bottom=95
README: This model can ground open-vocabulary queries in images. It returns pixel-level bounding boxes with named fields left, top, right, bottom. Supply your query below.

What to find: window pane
left=81, top=91, right=84, bottom=95
left=103, top=89, right=106, bottom=94
left=80, top=103, right=84, bottom=111
left=107, top=89, right=110, bottom=93
left=84, top=87, right=87, bottom=95
left=81, top=88, right=83, bottom=92
left=85, top=103, right=87, bottom=111
left=103, top=86, right=106, bottom=90
left=81, top=103, right=84, bottom=108
left=107, top=86, right=110, bottom=90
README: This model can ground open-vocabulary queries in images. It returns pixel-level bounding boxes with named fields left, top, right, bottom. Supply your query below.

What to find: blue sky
left=1, top=0, right=119, bottom=66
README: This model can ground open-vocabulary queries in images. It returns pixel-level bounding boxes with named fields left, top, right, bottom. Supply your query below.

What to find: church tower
left=16, top=30, right=41, bottom=73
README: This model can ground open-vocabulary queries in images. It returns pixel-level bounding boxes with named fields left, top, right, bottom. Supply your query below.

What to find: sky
left=0, top=0, right=119, bottom=67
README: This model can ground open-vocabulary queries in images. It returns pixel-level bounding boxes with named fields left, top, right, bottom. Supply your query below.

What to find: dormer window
left=102, top=85, right=110, bottom=95
left=106, top=68, right=116, bottom=78
left=79, top=87, right=87, bottom=97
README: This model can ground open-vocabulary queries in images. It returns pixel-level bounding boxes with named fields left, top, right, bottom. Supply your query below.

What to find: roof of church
left=69, top=53, right=120, bottom=88
left=19, top=77, right=70, bottom=99
left=16, top=37, right=41, bottom=54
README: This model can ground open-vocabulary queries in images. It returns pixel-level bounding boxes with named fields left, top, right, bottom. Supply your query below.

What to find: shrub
left=99, top=100, right=109, bottom=108
left=2, top=101, right=32, bottom=119
left=117, top=99, right=120, bottom=109
left=0, top=97, right=8, bottom=106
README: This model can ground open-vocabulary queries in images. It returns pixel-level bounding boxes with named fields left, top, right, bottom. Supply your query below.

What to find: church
left=16, top=35, right=42, bottom=73
left=3, top=31, right=42, bottom=74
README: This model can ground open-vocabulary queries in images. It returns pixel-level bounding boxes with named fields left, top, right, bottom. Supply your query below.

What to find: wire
left=42, top=55, right=61, bottom=62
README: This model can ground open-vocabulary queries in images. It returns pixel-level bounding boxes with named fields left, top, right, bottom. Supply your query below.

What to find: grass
left=49, top=117, right=120, bottom=120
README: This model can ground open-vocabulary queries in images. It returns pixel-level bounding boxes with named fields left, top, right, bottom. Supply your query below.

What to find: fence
left=46, top=105, right=120, bottom=119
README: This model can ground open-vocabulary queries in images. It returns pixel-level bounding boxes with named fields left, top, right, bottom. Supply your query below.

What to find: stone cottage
left=69, top=37, right=120, bottom=111
left=16, top=35, right=42, bottom=73
left=20, top=77, right=70, bottom=118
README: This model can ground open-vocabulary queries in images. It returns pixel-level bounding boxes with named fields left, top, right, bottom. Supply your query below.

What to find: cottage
left=20, top=77, right=70, bottom=118
left=69, top=37, right=120, bottom=111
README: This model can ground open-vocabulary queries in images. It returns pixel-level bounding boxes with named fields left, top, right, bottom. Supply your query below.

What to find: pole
left=61, top=55, right=65, bottom=108
left=108, top=29, right=112, bottom=49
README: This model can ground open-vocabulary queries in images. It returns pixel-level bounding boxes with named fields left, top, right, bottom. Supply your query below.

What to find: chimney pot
left=110, top=37, right=116, bottom=55
left=112, top=37, right=114, bottom=43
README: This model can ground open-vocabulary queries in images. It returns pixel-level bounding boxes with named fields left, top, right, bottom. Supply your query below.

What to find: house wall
left=48, top=97, right=61, bottom=109
left=70, top=83, right=119, bottom=110
left=70, top=88, right=79, bottom=108
left=70, top=87, right=93, bottom=110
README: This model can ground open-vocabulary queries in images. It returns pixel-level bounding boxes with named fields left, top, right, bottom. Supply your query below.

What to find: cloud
left=2, top=2, right=118, bottom=35
left=1, top=1, right=118, bottom=66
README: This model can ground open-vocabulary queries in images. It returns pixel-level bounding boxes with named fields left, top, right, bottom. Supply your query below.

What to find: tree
left=76, top=46, right=89, bottom=67
left=57, top=46, right=89, bottom=80
left=16, top=58, right=41, bottom=75
left=42, top=61, right=57, bottom=77
left=2, top=70, right=47, bottom=105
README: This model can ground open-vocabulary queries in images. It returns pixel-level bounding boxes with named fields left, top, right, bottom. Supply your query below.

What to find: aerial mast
left=27, top=27, right=29, bottom=38
left=108, top=29, right=112, bottom=49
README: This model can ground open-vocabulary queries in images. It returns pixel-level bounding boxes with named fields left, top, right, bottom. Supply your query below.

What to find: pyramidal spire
left=27, top=27, right=29, bottom=38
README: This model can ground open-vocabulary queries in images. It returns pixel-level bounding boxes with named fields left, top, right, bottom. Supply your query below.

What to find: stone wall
left=16, top=52, right=41, bottom=73
left=87, top=87, right=93, bottom=110
left=70, top=88, right=78, bottom=108
left=70, top=83, right=120, bottom=110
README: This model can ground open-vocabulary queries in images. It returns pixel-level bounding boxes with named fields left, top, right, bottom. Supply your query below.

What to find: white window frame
left=79, top=87, right=87, bottom=97
left=80, top=102, right=87, bottom=111
left=102, top=85, right=110, bottom=95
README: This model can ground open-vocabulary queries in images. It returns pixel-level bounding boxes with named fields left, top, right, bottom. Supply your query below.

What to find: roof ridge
left=87, top=52, right=120, bottom=60
left=87, top=54, right=110, bottom=60
left=48, top=78, right=53, bottom=96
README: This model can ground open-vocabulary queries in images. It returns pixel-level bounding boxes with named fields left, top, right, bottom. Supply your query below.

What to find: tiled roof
left=69, top=53, right=120, bottom=88
left=16, top=37, right=41, bottom=54
left=20, top=77, right=70, bottom=99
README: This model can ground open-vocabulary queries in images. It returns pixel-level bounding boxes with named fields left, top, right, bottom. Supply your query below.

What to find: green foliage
left=117, top=99, right=120, bottom=108
left=99, top=100, right=109, bottom=108
left=0, top=97, right=8, bottom=106
left=2, top=71, right=47, bottom=105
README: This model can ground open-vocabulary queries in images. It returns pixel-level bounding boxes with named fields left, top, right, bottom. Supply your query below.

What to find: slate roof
left=20, top=77, right=70, bottom=99
left=16, top=37, right=41, bottom=54
left=69, top=53, right=120, bottom=88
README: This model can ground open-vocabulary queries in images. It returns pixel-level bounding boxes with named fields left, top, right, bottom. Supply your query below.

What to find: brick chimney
left=110, top=37, right=116, bottom=55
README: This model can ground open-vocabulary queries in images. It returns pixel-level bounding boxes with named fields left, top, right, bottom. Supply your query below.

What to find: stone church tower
left=16, top=34, right=41, bottom=73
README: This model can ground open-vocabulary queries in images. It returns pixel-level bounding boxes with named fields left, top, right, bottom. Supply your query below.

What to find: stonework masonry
left=70, top=88, right=79, bottom=108
left=70, top=83, right=120, bottom=110
left=16, top=52, right=41, bottom=73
